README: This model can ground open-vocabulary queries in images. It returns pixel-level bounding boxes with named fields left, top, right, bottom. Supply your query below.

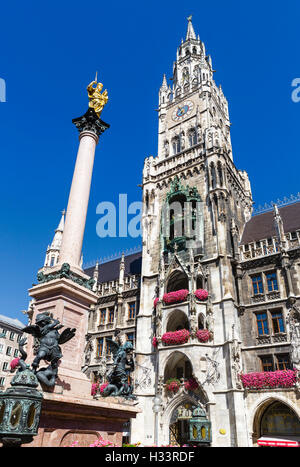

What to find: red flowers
left=99, top=382, right=109, bottom=394
left=154, top=298, right=159, bottom=308
left=240, top=370, right=297, bottom=390
left=152, top=336, right=158, bottom=348
left=194, top=289, right=208, bottom=301
left=184, top=378, right=199, bottom=391
left=163, top=289, right=189, bottom=305
left=196, top=329, right=211, bottom=343
left=91, top=383, right=99, bottom=396
left=10, top=357, right=20, bottom=370
left=166, top=378, right=181, bottom=393
left=162, top=329, right=190, bottom=346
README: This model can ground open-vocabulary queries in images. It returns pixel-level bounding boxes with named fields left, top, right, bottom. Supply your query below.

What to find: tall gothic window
left=128, top=302, right=136, bottom=320
left=266, top=271, right=278, bottom=292
left=251, top=274, right=264, bottom=295
left=189, top=129, right=197, bottom=147
left=271, top=310, right=284, bottom=333
left=172, top=136, right=181, bottom=155
left=256, top=312, right=269, bottom=335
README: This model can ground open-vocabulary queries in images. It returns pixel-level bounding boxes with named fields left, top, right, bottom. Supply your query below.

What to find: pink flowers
left=184, top=378, right=199, bottom=391
left=152, top=336, right=158, bottom=348
left=166, top=378, right=181, bottom=393
left=240, top=370, right=297, bottom=390
left=154, top=298, right=159, bottom=308
left=163, top=289, right=189, bottom=305
left=194, top=289, right=208, bottom=301
left=99, top=382, right=109, bottom=394
left=10, top=357, right=20, bottom=370
left=68, top=436, right=115, bottom=447
left=162, top=329, right=190, bottom=346
left=91, top=383, right=99, bottom=396
left=89, top=436, right=114, bottom=447
left=196, top=329, right=211, bottom=343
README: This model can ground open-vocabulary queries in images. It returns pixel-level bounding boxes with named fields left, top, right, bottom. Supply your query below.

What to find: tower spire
left=186, top=15, right=196, bottom=40
left=44, top=210, right=65, bottom=268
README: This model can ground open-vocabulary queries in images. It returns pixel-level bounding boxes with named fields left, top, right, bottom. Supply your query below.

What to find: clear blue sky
left=0, top=0, right=299, bottom=324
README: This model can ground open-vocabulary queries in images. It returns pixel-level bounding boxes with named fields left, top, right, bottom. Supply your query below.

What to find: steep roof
left=0, top=314, right=25, bottom=330
left=84, top=251, right=142, bottom=284
left=241, top=202, right=300, bottom=245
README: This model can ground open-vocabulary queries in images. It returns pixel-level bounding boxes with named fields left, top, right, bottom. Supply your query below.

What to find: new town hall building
left=36, top=18, right=300, bottom=447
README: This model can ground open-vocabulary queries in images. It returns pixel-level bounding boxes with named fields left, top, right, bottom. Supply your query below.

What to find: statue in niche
left=289, top=305, right=300, bottom=370
left=22, top=312, right=76, bottom=388
left=231, top=325, right=242, bottom=389
left=155, top=300, right=163, bottom=337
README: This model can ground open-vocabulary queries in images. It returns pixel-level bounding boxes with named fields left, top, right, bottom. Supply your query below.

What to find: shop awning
left=258, top=436, right=300, bottom=447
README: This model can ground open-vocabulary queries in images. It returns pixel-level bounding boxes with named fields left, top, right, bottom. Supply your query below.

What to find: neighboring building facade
left=0, top=314, right=24, bottom=389
left=33, top=18, right=300, bottom=447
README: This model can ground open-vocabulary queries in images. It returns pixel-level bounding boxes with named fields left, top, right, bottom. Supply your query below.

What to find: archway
left=169, top=401, right=196, bottom=446
left=164, top=351, right=193, bottom=381
left=166, top=310, right=189, bottom=332
left=254, top=399, right=300, bottom=446
left=166, top=270, right=188, bottom=293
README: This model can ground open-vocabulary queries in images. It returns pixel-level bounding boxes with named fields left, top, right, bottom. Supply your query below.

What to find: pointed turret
left=44, top=210, right=65, bottom=268
left=186, top=15, right=196, bottom=40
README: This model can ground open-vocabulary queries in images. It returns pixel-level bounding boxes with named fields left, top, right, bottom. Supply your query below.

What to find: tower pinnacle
left=186, top=15, right=196, bottom=40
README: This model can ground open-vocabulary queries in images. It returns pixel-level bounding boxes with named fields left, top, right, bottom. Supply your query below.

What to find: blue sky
left=0, top=0, right=299, bottom=324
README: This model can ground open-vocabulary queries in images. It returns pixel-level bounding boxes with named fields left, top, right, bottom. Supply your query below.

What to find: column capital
left=72, top=108, right=110, bottom=139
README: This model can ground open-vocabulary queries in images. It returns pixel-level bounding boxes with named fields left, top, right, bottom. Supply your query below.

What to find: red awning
left=258, top=436, right=300, bottom=447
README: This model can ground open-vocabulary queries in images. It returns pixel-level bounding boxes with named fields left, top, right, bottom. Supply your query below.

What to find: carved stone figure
left=231, top=325, right=242, bottom=389
left=102, top=340, right=136, bottom=399
left=22, top=312, right=76, bottom=388
left=288, top=303, right=300, bottom=370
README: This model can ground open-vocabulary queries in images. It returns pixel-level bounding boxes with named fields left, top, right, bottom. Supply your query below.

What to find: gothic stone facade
left=54, top=19, right=300, bottom=446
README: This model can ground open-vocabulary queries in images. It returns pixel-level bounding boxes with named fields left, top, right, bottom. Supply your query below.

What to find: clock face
left=172, top=101, right=194, bottom=122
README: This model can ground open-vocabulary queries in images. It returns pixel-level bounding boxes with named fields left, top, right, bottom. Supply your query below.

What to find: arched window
left=217, top=162, right=224, bottom=187
left=210, top=163, right=217, bottom=189
left=172, top=136, right=181, bottom=155
left=188, top=128, right=197, bottom=147
left=260, top=402, right=300, bottom=438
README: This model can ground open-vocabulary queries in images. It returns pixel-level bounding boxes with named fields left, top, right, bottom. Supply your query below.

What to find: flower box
left=184, top=378, right=199, bottom=391
left=196, top=329, right=211, bottom=343
left=194, top=289, right=208, bottom=301
left=163, top=289, right=189, bottom=305
left=162, top=329, right=190, bottom=346
left=166, top=378, right=181, bottom=393
left=240, top=370, right=297, bottom=390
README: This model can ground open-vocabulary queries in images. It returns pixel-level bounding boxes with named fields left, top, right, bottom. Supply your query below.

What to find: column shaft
left=59, top=131, right=98, bottom=267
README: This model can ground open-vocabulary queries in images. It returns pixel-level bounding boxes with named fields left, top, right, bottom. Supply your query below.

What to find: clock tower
left=132, top=17, right=253, bottom=447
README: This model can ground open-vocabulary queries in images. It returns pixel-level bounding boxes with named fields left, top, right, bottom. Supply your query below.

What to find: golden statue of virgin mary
left=87, top=72, right=108, bottom=117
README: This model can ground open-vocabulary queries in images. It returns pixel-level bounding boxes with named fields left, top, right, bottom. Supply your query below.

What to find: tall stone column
left=59, top=109, right=109, bottom=271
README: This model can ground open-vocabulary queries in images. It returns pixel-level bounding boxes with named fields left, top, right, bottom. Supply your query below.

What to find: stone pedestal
left=27, top=275, right=97, bottom=397
left=25, top=393, right=140, bottom=447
